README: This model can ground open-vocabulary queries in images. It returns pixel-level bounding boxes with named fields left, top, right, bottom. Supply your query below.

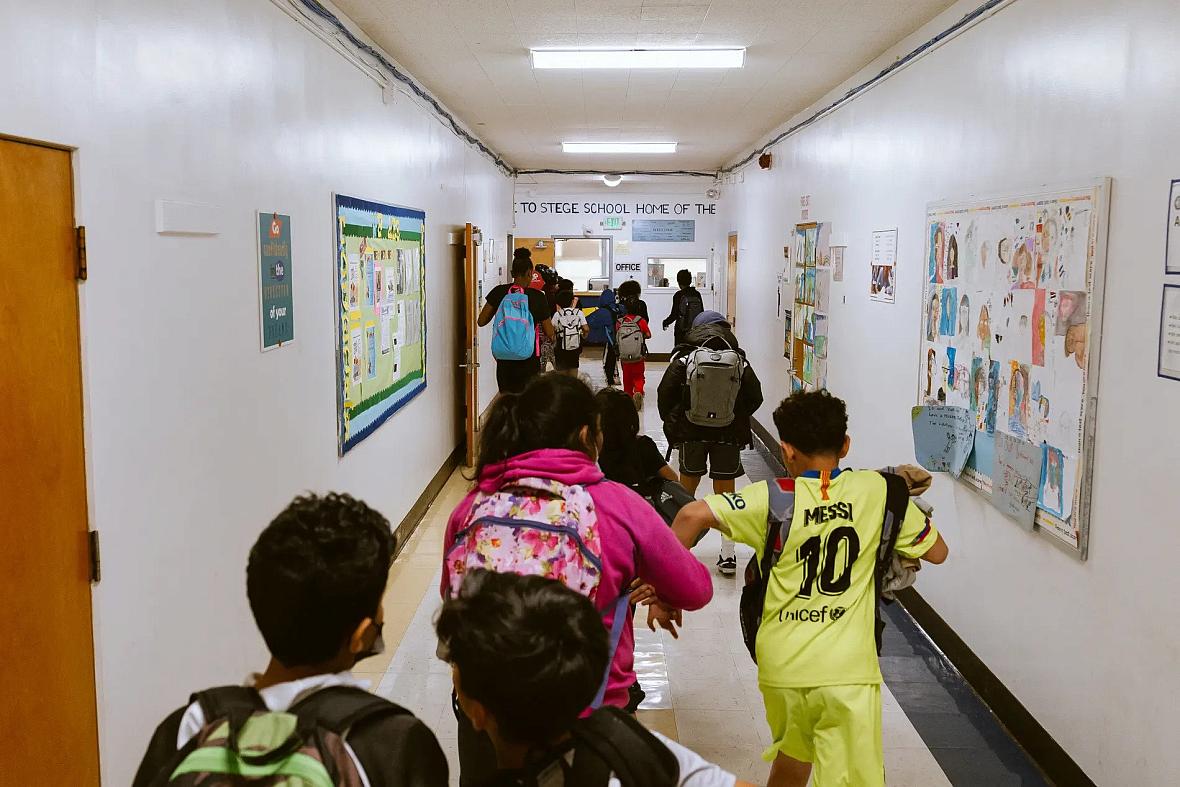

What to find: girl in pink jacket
left=441, top=373, right=712, bottom=782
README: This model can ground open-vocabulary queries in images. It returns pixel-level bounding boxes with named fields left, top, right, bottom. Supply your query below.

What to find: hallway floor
left=366, top=360, right=1048, bottom=785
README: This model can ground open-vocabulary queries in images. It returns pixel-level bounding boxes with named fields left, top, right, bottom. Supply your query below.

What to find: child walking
left=441, top=374, right=712, bottom=785
left=615, top=296, right=651, bottom=409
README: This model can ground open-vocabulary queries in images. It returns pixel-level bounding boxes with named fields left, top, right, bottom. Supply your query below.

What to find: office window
left=555, top=238, right=608, bottom=290
left=647, top=257, right=707, bottom=288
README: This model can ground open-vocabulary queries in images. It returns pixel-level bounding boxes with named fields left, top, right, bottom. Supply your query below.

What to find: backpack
left=150, top=685, right=410, bottom=787
left=491, top=285, right=536, bottom=361
left=675, top=289, right=704, bottom=335
left=556, top=307, right=583, bottom=351
left=738, top=472, right=911, bottom=662
left=683, top=336, right=745, bottom=428
left=616, top=317, right=644, bottom=363
left=445, top=477, right=629, bottom=708
left=490, top=707, right=678, bottom=787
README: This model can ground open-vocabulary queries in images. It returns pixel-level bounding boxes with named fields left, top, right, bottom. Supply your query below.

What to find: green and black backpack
left=149, top=685, right=411, bottom=787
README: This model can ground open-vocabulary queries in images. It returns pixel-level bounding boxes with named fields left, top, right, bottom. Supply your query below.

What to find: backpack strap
left=289, top=685, right=411, bottom=736
left=567, top=707, right=679, bottom=787
left=192, top=686, right=266, bottom=725
left=874, top=472, right=912, bottom=654
left=589, top=594, right=631, bottom=709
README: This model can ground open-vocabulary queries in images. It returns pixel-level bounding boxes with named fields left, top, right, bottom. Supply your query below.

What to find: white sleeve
left=650, top=732, right=738, bottom=787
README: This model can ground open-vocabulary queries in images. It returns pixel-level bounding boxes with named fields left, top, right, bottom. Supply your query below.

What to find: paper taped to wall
left=992, top=432, right=1042, bottom=528
left=911, top=405, right=976, bottom=477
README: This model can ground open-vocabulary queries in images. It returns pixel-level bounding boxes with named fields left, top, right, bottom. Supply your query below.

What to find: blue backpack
left=491, top=285, right=536, bottom=360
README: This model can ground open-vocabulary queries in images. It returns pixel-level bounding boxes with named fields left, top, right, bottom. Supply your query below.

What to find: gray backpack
left=683, top=337, right=745, bottom=427
left=617, top=317, right=645, bottom=362
left=557, top=307, right=583, bottom=351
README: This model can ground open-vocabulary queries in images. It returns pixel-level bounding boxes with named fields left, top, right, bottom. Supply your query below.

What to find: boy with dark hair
left=480, top=252, right=556, bottom=393
left=657, top=311, right=763, bottom=575
left=552, top=288, right=589, bottom=375
left=661, top=269, right=704, bottom=346
left=437, top=569, right=754, bottom=787
left=133, top=493, right=447, bottom=787
left=671, top=391, right=948, bottom=787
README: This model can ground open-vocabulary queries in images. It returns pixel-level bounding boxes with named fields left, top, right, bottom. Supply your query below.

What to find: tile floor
left=368, top=359, right=1044, bottom=785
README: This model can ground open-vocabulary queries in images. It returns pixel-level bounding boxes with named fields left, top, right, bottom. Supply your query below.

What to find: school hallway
left=363, top=362, right=1047, bottom=785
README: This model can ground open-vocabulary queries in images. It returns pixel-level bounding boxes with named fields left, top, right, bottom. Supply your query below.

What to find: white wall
left=514, top=188, right=722, bottom=353
left=719, top=0, right=1180, bottom=782
left=0, top=1, right=512, bottom=783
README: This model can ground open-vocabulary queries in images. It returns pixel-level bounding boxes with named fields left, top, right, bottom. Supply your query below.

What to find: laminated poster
left=992, top=432, right=1042, bottom=528
left=911, top=405, right=976, bottom=478
left=334, top=194, right=427, bottom=455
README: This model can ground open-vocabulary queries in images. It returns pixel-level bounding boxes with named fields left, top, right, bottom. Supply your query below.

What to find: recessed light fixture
left=563, top=142, right=676, bottom=154
left=602, top=174, right=623, bottom=187
left=532, top=48, right=745, bottom=70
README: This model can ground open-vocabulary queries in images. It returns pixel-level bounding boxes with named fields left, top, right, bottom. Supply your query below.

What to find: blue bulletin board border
left=333, top=193, right=428, bottom=456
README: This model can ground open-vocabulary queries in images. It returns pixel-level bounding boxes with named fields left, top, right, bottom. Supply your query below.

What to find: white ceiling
left=333, top=0, right=957, bottom=172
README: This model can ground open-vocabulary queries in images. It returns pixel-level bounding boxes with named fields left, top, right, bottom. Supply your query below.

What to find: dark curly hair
left=772, top=390, right=848, bottom=456
left=247, top=493, right=394, bottom=666
left=616, top=279, right=641, bottom=300
left=436, top=569, right=608, bottom=745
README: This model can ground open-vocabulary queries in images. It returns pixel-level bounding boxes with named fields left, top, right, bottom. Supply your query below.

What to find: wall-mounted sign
left=602, top=216, right=625, bottom=231
left=615, top=262, right=642, bottom=273
left=516, top=200, right=716, bottom=216
left=633, top=219, right=695, bottom=243
left=257, top=211, right=294, bottom=350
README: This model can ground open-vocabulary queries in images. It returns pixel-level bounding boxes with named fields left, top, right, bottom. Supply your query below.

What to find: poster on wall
left=1159, top=284, right=1180, bottom=381
left=869, top=229, right=897, bottom=303
left=257, top=212, right=294, bottom=350
left=334, top=194, right=427, bottom=456
left=791, top=222, right=832, bottom=390
left=917, top=179, right=1110, bottom=558
left=1167, top=179, right=1180, bottom=274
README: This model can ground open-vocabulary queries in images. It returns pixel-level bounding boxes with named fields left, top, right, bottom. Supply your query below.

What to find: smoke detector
left=706, top=186, right=721, bottom=200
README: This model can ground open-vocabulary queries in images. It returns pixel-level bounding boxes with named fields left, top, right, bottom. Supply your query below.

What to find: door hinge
left=88, top=530, right=101, bottom=584
left=75, top=226, right=88, bottom=281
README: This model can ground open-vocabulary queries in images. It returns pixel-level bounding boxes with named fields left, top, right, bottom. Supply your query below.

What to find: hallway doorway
left=726, top=232, right=739, bottom=328
left=0, top=136, right=101, bottom=784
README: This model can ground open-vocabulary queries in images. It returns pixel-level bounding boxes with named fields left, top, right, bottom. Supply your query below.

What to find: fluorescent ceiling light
left=532, top=48, right=745, bottom=70
left=563, top=142, right=676, bottom=154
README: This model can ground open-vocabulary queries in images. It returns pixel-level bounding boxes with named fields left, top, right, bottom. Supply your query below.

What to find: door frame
left=726, top=232, right=739, bottom=328
left=461, top=223, right=481, bottom=467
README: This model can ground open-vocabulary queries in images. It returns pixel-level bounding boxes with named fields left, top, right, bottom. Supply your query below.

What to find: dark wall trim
left=896, top=588, right=1096, bottom=787
left=392, top=444, right=462, bottom=559
left=751, top=417, right=787, bottom=476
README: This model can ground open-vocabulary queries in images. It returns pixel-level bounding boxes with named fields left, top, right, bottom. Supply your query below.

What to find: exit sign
left=601, top=217, right=625, bottom=231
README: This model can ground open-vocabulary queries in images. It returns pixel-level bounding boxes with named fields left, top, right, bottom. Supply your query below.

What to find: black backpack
left=143, top=686, right=415, bottom=787
left=675, top=289, right=704, bottom=335
left=490, top=706, right=679, bottom=787
left=738, top=472, right=911, bottom=662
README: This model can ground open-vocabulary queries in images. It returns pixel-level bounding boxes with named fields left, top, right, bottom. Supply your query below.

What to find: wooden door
left=0, top=137, right=100, bottom=784
left=726, top=232, right=739, bottom=328
left=462, top=224, right=480, bottom=467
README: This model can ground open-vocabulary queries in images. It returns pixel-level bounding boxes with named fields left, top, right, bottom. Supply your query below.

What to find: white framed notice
left=870, top=229, right=897, bottom=303
left=1168, top=180, right=1180, bottom=275
left=1159, top=284, right=1180, bottom=381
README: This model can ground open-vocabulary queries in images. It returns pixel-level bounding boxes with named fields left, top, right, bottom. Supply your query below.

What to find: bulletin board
left=334, top=194, right=427, bottom=456
left=789, top=222, right=832, bottom=391
left=917, top=180, right=1110, bottom=557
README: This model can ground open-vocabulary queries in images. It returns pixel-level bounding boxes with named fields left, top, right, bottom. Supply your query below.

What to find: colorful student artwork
left=917, top=181, right=1109, bottom=556
left=911, top=405, right=976, bottom=478
left=790, top=222, right=832, bottom=390
left=335, top=194, right=427, bottom=455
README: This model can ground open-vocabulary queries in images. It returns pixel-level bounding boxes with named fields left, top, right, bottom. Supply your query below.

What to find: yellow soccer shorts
left=760, top=683, right=884, bottom=787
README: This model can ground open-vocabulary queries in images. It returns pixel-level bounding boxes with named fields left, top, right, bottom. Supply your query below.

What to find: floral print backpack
left=446, top=477, right=605, bottom=600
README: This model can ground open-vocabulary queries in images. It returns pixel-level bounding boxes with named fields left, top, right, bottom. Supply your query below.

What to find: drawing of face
left=974, top=368, right=987, bottom=408
left=980, top=240, right=990, bottom=268
left=998, top=237, right=1011, bottom=266
left=934, top=226, right=945, bottom=274
left=1065, top=323, right=1087, bottom=369
left=926, top=349, right=935, bottom=395
left=959, top=295, right=970, bottom=336
left=947, top=235, right=959, bottom=279
left=928, top=295, right=940, bottom=340
left=1059, top=291, right=1080, bottom=323
left=977, top=305, right=991, bottom=347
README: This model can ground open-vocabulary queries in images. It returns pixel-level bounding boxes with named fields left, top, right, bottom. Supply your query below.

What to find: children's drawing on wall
left=1039, top=444, right=1065, bottom=516
left=365, top=324, right=377, bottom=380
left=924, top=348, right=937, bottom=402
left=927, top=290, right=941, bottom=341
left=977, top=302, right=991, bottom=356
left=985, top=360, right=1000, bottom=434
left=929, top=223, right=945, bottom=284
left=946, top=234, right=960, bottom=280
left=946, top=347, right=958, bottom=391
left=958, top=294, right=970, bottom=338
left=815, top=315, right=828, bottom=358
left=871, top=264, right=895, bottom=302
left=783, top=310, right=793, bottom=361
left=939, top=287, right=958, bottom=336
left=350, top=329, right=363, bottom=386
left=1007, top=361, right=1030, bottom=437
left=970, top=357, right=986, bottom=425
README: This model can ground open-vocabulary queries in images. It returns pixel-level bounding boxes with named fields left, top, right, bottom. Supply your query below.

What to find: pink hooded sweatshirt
left=442, top=448, right=713, bottom=708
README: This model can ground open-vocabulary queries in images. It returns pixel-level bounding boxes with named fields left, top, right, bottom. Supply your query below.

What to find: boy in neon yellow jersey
left=672, top=390, right=948, bottom=787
